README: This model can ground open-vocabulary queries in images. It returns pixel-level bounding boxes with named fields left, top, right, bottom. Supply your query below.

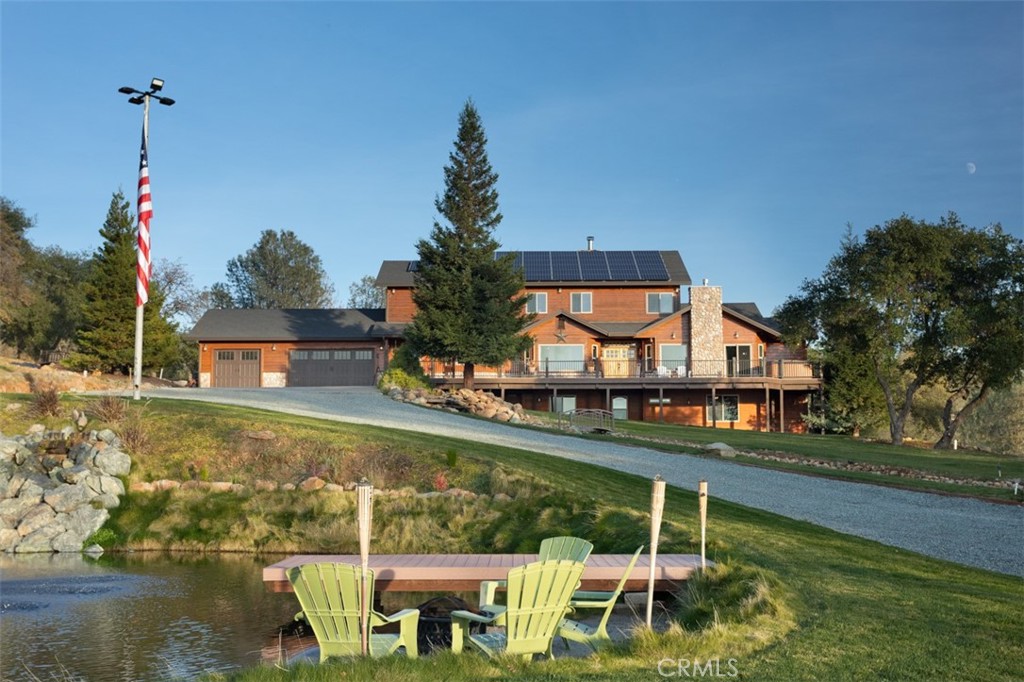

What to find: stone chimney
left=689, top=282, right=725, bottom=376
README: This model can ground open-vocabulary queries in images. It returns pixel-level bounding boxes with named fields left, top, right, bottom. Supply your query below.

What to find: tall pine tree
left=406, top=100, right=532, bottom=389
left=69, top=191, right=179, bottom=374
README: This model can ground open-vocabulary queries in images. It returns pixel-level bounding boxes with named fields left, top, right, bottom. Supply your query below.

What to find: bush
left=89, top=395, right=129, bottom=423
left=379, top=343, right=429, bottom=390
left=29, top=385, right=62, bottom=418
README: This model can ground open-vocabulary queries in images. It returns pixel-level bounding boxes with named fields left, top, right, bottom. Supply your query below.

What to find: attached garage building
left=188, top=308, right=405, bottom=388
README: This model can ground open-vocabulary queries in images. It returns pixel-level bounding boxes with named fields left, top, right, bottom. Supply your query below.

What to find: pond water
left=0, top=552, right=317, bottom=681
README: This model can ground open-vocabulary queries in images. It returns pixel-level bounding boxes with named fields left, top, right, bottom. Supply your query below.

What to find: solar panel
left=550, top=251, right=582, bottom=280
left=606, top=251, right=641, bottom=280
left=495, top=251, right=523, bottom=273
left=407, top=261, right=419, bottom=272
left=634, top=251, right=669, bottom=280
left=579, top=250, right=610, bottom=280
left=522, top=251, right=552, bottom=281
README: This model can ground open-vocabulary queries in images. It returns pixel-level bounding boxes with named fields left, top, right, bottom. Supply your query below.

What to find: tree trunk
left=935, top=384, right=992, bottom=449
left=463, top=362, right=475, bottom=390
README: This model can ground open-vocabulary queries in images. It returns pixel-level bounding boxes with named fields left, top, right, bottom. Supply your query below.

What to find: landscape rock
left=706, top=442, right=737, bottom=458
left=0, top=425, right=130, bottom=553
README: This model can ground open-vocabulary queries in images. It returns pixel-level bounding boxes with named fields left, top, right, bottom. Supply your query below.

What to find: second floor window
left=571, top=292, right=592, bottom=314
left=526, top=292, right=547, bottom=314
left=647, top=292, right=675, bottom=314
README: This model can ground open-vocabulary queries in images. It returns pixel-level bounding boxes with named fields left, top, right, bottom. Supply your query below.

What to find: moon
left=966, top=162, right=977, bottom=175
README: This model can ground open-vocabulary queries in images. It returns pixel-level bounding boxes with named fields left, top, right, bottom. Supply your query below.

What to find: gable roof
left=187, top=308, right=406, bottom=342
left=376, top=250, right=691, bottom=288
left=722, top=303, right=781, bottom=337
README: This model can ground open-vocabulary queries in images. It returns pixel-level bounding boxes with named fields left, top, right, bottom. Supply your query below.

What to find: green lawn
left=574, top=418, right=1024, bottom=503
left=1, top=394, right=1020, bottom=681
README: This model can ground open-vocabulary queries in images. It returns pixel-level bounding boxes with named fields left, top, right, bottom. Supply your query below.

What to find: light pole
left=119, top=78, right=175, bottom=400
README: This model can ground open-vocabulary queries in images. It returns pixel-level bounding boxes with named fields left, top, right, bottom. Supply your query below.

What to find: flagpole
left=120, top=78, right=173, bottom=401
left=132, top=94, right=149, bottom=401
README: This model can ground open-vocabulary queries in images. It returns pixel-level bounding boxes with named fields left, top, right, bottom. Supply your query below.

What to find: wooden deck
left=264, top=553, right=705, bottom=593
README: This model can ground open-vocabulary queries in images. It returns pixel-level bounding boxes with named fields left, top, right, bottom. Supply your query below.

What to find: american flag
left=136, top=129, right=152, bottom=307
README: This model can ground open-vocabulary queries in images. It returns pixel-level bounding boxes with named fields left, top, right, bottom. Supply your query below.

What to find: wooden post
left=646, top=475, right=666, bottom=629
left=698, top=480, right=708, bottom=570
left=357, top=479, right=374, bottom=656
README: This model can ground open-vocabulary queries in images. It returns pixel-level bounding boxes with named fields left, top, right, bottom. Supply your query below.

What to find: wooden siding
left=529, top=285, right=679, bottom=322
left=385, top=289, right=417, bottom=323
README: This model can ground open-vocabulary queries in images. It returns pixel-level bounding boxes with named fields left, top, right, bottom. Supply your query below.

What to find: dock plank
left=263, top=553, right=705, bottom=593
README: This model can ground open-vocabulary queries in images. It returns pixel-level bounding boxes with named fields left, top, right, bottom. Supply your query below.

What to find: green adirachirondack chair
left=452, top=559, right=586, bottom=661
left=286, top=562, right=419, bottom=661
left=478, top=536, right=594, bottom=609
left=558, top=545, right=645, bottom=651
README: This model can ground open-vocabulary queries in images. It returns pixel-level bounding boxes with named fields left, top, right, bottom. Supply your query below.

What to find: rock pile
left=0, top=422, right=131, bottom=553
left=385, top=386, right=542, bottom=425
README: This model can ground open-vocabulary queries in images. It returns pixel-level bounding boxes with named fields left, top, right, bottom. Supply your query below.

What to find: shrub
left=378, top=367, right=429, bottom=391
left=120, top=405, right=150, bottom=454
left=29, top=385, right=62, bottom=418
left=88, top=395, right=129, bottom=423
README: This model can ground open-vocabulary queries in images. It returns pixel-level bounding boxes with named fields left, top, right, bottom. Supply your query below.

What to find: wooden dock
left=264, top=553, right=705, bottom=593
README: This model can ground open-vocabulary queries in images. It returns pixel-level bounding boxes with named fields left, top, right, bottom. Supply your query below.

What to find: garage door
left=213, top=349, right=261, bottom=388
left=289, top=349, right=376, bottom=386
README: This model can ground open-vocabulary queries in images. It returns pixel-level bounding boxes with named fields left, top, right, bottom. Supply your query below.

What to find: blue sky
left=2, top=1, right=1021, bottom=317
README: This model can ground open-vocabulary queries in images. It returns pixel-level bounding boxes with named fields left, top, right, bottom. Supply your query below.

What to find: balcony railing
left=423, top=358, right=820, bottom=381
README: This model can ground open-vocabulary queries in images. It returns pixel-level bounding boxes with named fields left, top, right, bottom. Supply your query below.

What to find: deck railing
left=423, top=358, right=819, bottom=381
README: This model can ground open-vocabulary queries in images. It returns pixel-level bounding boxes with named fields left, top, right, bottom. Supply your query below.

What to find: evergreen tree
left=68, top=191, right=180, bottom=374
left=406, top=100, right=532, bottom=389
left=216, top=229, right=334, bottom=308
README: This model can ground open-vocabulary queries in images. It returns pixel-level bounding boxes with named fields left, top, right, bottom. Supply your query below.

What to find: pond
left=0, top=552, right=319, bottom=681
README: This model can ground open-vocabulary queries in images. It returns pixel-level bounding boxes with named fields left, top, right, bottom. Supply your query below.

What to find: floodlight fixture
left=118, top=86, right=136, bottom=95
left=157, top=96, right=175, bottom=107
left=128, top=96, right=145, bottom=105
left=150, top=78, right=164, bottom=92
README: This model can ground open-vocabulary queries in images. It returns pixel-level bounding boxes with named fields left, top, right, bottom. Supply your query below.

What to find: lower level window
left=706, top=395, right=739, bottom=422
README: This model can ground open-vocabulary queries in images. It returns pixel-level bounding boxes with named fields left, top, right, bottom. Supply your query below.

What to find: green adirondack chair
left=452, top=559, right=586, bottom=661
left=287, top=562, right=419, bottom=661
left=557, top=545, right=645, bottom=651
left=479, top=536, right=594, bottom=608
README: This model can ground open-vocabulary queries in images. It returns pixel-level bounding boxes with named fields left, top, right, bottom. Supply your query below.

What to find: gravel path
left=145, top=386, right=1024, bottom=578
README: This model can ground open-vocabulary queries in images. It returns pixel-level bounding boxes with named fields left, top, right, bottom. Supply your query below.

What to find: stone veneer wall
left=262, top=372, right=286, bottom=388
left=689, top=285, right=725, bottom=376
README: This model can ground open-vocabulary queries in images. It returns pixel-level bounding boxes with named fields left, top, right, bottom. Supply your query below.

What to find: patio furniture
left=287, top=562, right=419, bottom=661
left=451, top=559, right=586, bottom=661
left=479, top=536, right=594, bottom=609
left=557, top=545, right=645, bottom=651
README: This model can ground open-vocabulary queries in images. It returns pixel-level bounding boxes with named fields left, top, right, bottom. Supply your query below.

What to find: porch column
left=605, top=387, right=611, bottom=412
left=779, top=386, right=786, bottom=433
left=711, top=386, right=717, bottom=429
left=659, top=386, right=664, bottom=423
left=764, top=385, right=770, bottom=432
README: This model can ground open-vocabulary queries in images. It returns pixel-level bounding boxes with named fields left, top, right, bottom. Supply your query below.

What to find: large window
left=706, top=395, right=739, bottom=422
left=570, top=292, right=592, bottom=314
left=526, top=292, right=547, bottom=314
left=552, top=395, right=577, bottom=414
left=647, top=292, right=675, bottom=314
left=538, top=344, right=585, bottom=374
left=659, top=344, right=688, bottom=374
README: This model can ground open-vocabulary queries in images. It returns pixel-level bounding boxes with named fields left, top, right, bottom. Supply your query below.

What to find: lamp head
left=157, top=96, right=175, bottom=106
left=128, top=96, right=145, bottom=105
left=150, top=78, right=164, bottom=92
left=118, top=86, right=136, bottom=95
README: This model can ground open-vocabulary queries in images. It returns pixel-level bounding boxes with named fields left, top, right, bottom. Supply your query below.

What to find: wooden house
left=376, top=243, right=821, bottom=433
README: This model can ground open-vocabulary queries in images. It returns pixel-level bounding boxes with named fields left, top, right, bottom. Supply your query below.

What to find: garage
left=288, top=349, right=376, bottom=386
left=213, top=349, right=261, bottom=388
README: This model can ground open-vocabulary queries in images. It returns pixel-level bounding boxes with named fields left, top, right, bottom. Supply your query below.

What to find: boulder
left=705, top=442, right=737, bottom=458
left=43, top=484, right=94, bottom=513
left=94, top=449, right=131, bottom=477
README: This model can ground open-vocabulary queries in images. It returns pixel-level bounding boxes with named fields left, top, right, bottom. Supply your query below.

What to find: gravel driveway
left=146, top=386, right=1023, bottom=577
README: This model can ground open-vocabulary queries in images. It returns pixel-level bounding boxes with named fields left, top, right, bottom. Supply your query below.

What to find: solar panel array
left=492, top=250, right=670, bottom=282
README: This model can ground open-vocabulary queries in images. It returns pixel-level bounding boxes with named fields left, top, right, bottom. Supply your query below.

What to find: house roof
left=376, top=250, right=691, bottom=288
left=186, top=308, right=406, bottom=342
left=722, top=303, right=781, bottom=337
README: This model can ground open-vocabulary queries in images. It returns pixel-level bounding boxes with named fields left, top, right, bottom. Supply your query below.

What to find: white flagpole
left=357, top=479, right=374, bottom=656
left=646, top=475, right=666, bottom=629
left=132, top=94, right=149, bottom=401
